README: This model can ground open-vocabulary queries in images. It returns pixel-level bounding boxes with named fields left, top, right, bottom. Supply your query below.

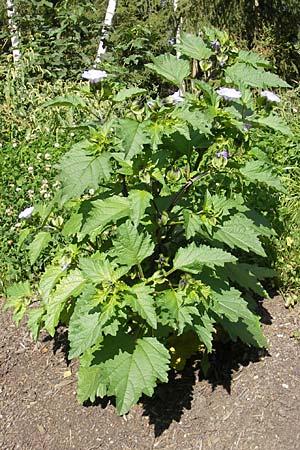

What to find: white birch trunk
left=94, top=0, right=118, bottom=65
left=6, top=0, right=21, bottom=64
left=173, top=0, right=181, bottom=59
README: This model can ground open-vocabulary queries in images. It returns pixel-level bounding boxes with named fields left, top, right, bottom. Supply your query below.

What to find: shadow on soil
left=45, top=300, right=272, bottom=437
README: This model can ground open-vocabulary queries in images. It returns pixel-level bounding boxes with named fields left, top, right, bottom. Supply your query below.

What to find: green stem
left=137, top=263, right=145, bottom=280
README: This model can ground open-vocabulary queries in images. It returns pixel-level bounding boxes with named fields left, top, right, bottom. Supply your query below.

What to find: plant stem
left=167, top=170, right=210, bottom=213
left=137, top=263, right=145, bottom=280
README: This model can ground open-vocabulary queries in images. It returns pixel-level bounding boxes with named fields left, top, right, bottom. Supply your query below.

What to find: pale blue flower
left=82, top=69, right=108, bottom=83
left=216, top=151, right=229, bottom=159
left=169, top=90, right=184, bottom=104
left=211, top=39, right=221, bottom=51
left=261, top=90, right=280, bottom=103
left=217, top=87, right=242, bottom=101
left=18, top=206, right=34, bottom=219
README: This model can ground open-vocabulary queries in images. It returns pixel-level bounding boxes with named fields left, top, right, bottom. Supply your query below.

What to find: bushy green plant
left=4, top=30, right=292, bottom=415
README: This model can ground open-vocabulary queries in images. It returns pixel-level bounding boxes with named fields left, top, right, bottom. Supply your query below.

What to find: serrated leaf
left=212, top=287, right=254, bottom=322
left=39, top=265, right=64, bottom=302
left=240, top=160, right=285, bottom=192
left=225, top=62, right=290, bottom=88
left=110, top=220, right=154, bottom=269
left=68, top=285, right=103, bottom=359
left=62, top=213, right=82, bottom=237
left=28, top=231, right=51, bottom=265
left=174, top=109, right=212, bottom=135
left=223, top=263, right=269, bottom=297
left=117, top=119, right=149, bottom=161
left=193, top=310, right=215, bottom=352
left=43, top=94, right=88, bottom=109
left=183, top=209, right=203, bottom=239
left=237, top=50, right=271, bottom=68
left=27, top=307, right=45, bottom=341
left=157, top=290, right=198, bottom=334
left=124, top=283, right=157, bottom=329
left=146, top=53, right=190, bottom=86
left=103, top=337, right=170, bottom=415
left=214, top=214, right=266, bottom=257
left=175, top=32, right=213, bottom=61
left=253, top=114, right=293, bottom=137
left=128, top=190, right=153, bottom=226
left=79, top=254, right=126, bottom=284
left=173, top=243, right=236, bottom=274
left=58, top=141, right=111, bottom=202
left=44, top=270, right=86, bottom=336
left=81, top=195, right=131, bottom=235
left=77, top=365, right=107, bottom=403
left=113, top=87, right=146, bottom=102
left=4, top=281, right=31, bottom=326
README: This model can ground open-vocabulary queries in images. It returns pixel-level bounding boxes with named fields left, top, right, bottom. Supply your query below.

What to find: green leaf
left=62, top=213, right=82, bottom=237
left=110, top=220, right=154, bottom=269
left=183, top=209, right=203, bottom=239
left=43, top=94, right=88, bottom=109
left=68, top=286, right=103, bottom=359
left=78, top=365, right=107, bottom=403
left=173, top=243, right=236, bottom=274
left=175, top=32, right=213, bottom=61
left=219, top=315, right=267, bottom=348
left=240, top=160, right=286, bottom=192
left=174, top=109, right=212, bottom=135
left=117, top=119, right=149, bottom=160
left=103, top=337, right=170, bottom=415
left=27, top=307, right=45, bottom=341
left=113, top=87, right=146, bottom=102
left=146, top=53, right=190, bottom=86
left=79, top=254, right=126, bottom=284
left=237, top=50, right=271, bottom=68
left=214, top=214, right=266, bottom=257
left=253, top=114, right=293, bottom=137
left=28, top=231, right=51, bottom=265
left=212, top=287, right=254, bottom=322
left=223, top=263, right=275, bottom=297
left=44, top=270, right=86, bottom=336
left=81, top=195, right=131, bottom=235
left=157, top=289, right=198, bottom=334
left=124, top=283, right=157, bottom=329
left=225, top=62, right=290, bottom=88
left=128, top=190, right=153, bottom=226
left=58, top=141, right=111, bottom=202
left=39, top=265, right=65, bottom=302
left=4, top=281, right=31, bottom=325
left=193, top=310, right=215, bottom=352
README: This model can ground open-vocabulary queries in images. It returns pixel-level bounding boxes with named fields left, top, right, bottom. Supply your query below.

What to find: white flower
left=18, top=206, right=34, bottom=219
left=82, top=69, right=108, bottom=83
left=54, top=142, right=60, bottom=148
left=27, top=166, right=34, bottom=174
left=261, top=90, right=281, bottom=103
left=12, top=142, right=17, bottom=148
left=44, top=153, right=51, bottom=160
left=217, top=87, right=242, bottom=100
left=169, top=90, right=184, bottom=104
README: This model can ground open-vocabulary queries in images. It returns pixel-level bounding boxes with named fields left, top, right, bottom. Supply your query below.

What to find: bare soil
left=1, top=296, right=300, bottom=450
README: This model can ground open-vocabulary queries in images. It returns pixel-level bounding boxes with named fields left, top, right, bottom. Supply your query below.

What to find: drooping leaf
left=43, top=94, right=88, bottom=109
left=173, top=243, right=236, bottom=274
left=223, top=263, right=275, bottom=297
left=117, top=119, right=149, bottom=160
left=39, top=265, right=65, bottom=302
left=253, top=114, right=293, bottom=137
left=146, top=53, right=190, bottom=86
left=193, top=310, right=215, bottom=353
left=44, top=270, right=86, bottom=336
left=214, top=214, right=266, bottom=256
left=28, top=231, right=51, bottom=265
left=27, top=307, right=45, bottom=341
left=212, top=287, right=255, bottom=323
left=175, top=32, right=213, bottom=61
left=218, top=315, right=267, bottom=348
left=113, top=87, right=146, bottom=102
left=157, top=290, right=198, bottom=334
left=81, top=195, right=131, bottom=235
left=58, top=141, right=112, bottom=202
left=77, top=365, right=107, bottom=403
left=68, top=285, right=103, bottom=359
left=128, top=190, right=153, bottom=226
left=110, top=220, right=154, bottom=269
left=240, top=160, right=286, bottom=192
left=124, top=283, right=157, bottom=329
left=103, top=337, right=170, bottom=415
left=225, top=62, right=290, bottom=88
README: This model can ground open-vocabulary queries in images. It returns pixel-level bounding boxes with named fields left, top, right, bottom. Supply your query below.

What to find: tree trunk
left=94, top=0, right=118, bottom=65
left=6, top=0, right=21, bottom=64
left=173, top=0, right=181, bottom=59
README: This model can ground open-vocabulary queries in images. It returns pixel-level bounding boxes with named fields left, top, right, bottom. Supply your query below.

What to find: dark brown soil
left=1, top=296, right=300, bottom=450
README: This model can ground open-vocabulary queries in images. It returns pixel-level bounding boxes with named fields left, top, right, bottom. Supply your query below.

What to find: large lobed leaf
left=225, top=62, right=290, bottom=88
left=175, top=32, right=213, bottom=61
left=146, top=53, right=191, bottom=86
left=240, top=160, right=286, bottom=192
left=173, top=243, right=236, bottom=274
